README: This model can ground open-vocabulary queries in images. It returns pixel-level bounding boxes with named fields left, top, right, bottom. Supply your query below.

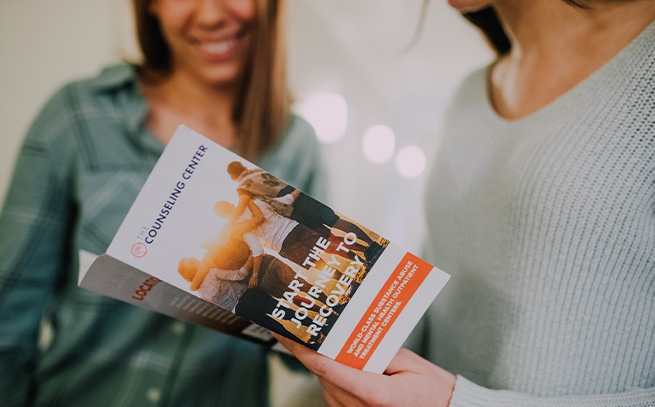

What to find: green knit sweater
left=411, top=20, right=655, bottom=407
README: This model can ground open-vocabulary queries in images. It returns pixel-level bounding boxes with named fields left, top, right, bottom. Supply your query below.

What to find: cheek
left=152, top=1, right=194, bottom=34
left=225, top=0, right=257, bottom=24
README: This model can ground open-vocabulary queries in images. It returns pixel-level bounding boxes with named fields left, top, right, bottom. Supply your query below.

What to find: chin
left=448, top=0, right=494, bottom=12
left=198, top=66, right=243, bottom=88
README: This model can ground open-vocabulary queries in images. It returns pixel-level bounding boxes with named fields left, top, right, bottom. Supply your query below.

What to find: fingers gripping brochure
left=79, top=125, right=450, bottom=373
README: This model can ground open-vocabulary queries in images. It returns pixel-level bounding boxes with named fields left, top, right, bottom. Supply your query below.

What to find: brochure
left=79, top=125, right=450, bottom=373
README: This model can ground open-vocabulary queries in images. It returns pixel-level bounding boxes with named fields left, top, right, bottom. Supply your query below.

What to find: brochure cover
left=79, top=125, right=450, bottom=373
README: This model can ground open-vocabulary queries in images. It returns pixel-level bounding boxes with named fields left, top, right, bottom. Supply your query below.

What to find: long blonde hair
left=132, top=0, right=291, bottom=160
left=234, top=0, right=291, bottom=160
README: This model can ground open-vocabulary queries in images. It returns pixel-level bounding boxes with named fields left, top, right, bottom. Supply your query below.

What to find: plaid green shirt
left=0, top=63, right=325, bottom=407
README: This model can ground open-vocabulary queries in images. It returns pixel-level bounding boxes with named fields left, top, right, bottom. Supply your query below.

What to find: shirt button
left=146, top=387, right=161, bottom=403
left=171, top=322, right=186, bottom=335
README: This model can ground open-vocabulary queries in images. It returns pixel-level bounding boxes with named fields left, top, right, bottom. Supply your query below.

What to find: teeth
left=202, top=40, right=234, bottom=54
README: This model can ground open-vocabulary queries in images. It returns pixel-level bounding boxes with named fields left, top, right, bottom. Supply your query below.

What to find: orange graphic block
left=335, top=252, right=433, bottom=370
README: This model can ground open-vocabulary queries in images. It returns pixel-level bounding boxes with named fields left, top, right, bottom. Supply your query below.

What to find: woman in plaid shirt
left=0, top=0, right=325, bottom=406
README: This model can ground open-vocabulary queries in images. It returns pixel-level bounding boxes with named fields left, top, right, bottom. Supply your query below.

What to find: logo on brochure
left=131, top=242, right=147, bottom=258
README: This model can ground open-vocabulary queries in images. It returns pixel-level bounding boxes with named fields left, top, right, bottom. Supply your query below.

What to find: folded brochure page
left=79, top=125, right=450, bottom=373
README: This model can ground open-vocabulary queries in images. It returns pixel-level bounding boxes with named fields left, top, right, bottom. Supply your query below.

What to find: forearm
left=248, top=255, right=262, bottom=288
left=228, top=193, right=251, bottom=225
left=247, top=201, right=265, bottom=226
left=451, top=376, right=655, bottom=407
left=251, top=255, right=261, bottom=277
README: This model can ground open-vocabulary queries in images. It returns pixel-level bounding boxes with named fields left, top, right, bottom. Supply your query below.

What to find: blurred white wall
left=285, top=0, right=493, bottom=251
left=0, top=1, right=492, bottom=404
left=0, top=0, right=120, bottom=198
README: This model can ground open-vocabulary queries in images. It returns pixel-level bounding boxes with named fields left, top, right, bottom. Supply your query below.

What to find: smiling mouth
left=201, top=38, right=237, bottom=54
left=196, top=33, right=243, bottom=60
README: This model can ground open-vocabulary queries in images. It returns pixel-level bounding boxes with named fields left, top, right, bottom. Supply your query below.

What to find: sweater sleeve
left=451, top=376, right=655, bottom=407
left=0, top=86, right=76, bottom=406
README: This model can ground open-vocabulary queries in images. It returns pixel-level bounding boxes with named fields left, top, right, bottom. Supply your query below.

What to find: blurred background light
left=362, top=124, right=396, bottom=163
left=294, top=93, right=348, bottom=143
left=394, top=145, right=426, bottom=178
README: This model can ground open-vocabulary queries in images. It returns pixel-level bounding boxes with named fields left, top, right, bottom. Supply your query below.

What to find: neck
left=497, top=0, right=654, bottom=60
left=489, top=0, right=655, bottom=119
left=141, top=68, right=239, bottom=146
left=159, top=69, right=236, bottom=124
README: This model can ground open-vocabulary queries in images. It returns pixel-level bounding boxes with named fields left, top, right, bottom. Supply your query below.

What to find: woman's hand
left=273, top=334, right=456, bottom=407
left=248, top=274, right=259, bottom=288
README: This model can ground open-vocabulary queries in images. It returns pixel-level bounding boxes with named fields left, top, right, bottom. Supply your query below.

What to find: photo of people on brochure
left=177, top=161, right=390, bottom=349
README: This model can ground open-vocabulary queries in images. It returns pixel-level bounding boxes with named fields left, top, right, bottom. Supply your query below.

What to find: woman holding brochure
left=276, top=0, right=655, bottom=406
left=0, top=0, right=324, bottom=406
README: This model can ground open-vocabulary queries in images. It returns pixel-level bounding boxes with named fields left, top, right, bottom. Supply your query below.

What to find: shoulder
left=450, top=65, right=489, bottom=108
left=22, top=62, right=149, bottom=176
left=284, top=115, right=318, bottom=143
left=46, top=62, right=136, bottom=111
left=27, top=63, right=137, bottom=144
left=266, top=114, right=319, bottom=158
left=439, top=64, right=495, bottom=136
left=56, top=62, right=138, bottom=123
left=66, top=62, right=137, bottom=96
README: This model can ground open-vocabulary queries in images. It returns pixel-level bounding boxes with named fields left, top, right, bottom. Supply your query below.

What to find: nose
left=195, top=0, right=226, bottom=28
